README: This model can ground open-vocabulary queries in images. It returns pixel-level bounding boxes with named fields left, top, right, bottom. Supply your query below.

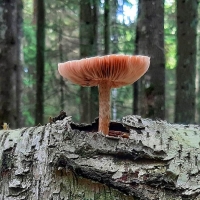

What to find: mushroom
left=58, top=54, right=150, bottom=136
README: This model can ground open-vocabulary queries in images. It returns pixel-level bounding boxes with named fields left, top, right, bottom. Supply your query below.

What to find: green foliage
left=164, top=0, right=176, bottom=122
left=164, top=1, right=176, bottom=70
left=114, top=86, right=133, bottom=120
left=117, top=24, right=136, bottom=54
left=23, top=22, right=36, bottom=65
left=22, top=0, right=80, bottom=126
left=21, top=0, right=179, bottom=126
left=22, top=0, right=36, bottom=126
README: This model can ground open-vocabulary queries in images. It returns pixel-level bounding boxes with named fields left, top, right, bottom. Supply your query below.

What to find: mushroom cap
left=58, top=55, right=150, bottom=88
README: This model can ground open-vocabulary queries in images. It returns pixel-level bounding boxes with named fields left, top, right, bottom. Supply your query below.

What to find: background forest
left=0, top=0, right=199, bottom=128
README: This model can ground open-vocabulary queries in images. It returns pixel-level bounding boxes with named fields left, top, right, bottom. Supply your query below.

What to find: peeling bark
left=0, top=116, right=200, bottom=199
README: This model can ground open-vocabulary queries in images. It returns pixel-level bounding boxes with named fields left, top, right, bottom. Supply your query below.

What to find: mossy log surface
left=0, top=115, right=200, bottom=200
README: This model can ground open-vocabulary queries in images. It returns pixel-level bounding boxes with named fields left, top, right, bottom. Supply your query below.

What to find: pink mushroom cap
left=58, top=54, right=150, bottom=88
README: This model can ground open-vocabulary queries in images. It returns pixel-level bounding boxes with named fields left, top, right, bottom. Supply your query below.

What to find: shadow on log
left=0, top=115, right=200, bottom=199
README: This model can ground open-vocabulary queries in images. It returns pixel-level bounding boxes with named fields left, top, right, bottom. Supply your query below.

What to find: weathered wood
left=0, top=115, right=200, bottom=200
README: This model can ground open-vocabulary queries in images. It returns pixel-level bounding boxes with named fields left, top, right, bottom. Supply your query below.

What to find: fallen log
left=0, top=115, right=200, bottom=200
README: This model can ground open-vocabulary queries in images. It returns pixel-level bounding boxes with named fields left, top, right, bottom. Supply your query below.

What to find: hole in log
left=70, top=118, right=129, bottom=133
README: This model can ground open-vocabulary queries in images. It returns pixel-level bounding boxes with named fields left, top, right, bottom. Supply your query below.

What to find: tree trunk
left=79, top=87, right=90, bottom=123
left=104, top=0, right=110, bottom=55
left=79, top=0, right=98, bottom=123
left=58, top=22, right=65, bottom=111
left=111, top=0, right=118, bottom=54
left=196, top=5, right=200, bottom=124
left=0, top=0, right=19, bottom=128
left=1, top=115, right=200, bottom=199
left=137, top=0, right=165, bottom=120
left=110, top=0, right=118, bottom=120
left=16, top=0, right=23, bottom=128
left=132, top=0, right=140, bottom=115
left=35, top=0, right=45, bottom=125
left=79, top=0, right=90, bottom=124
left=175, top=0, right=197, bottom=124
left=90, top=0, right=99, bottom=122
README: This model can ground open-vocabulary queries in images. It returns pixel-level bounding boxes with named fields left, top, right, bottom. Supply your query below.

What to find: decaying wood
left=0, top=115, right=200, bottom=200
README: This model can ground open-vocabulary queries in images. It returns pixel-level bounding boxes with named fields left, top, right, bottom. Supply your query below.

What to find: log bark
left=0, top=115, right=200, bottom=200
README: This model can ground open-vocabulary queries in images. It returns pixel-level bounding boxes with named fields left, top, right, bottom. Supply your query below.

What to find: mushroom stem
left=98, top=81, right=112, bottom=135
